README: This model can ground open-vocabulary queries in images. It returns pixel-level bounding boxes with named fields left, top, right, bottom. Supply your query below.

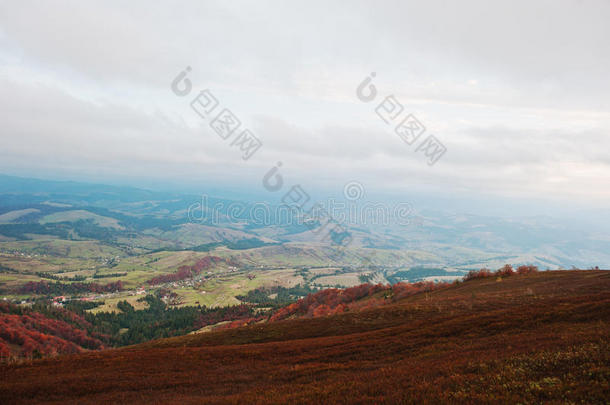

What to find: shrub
left=464, top=269, right=493, bottom=281
left=496, top=264, right=514, bottom=277
left=516, top=265, right=538, bottom=275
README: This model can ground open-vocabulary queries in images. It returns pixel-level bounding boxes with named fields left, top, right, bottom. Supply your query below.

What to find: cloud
left=0, top=0, right=609, bottom=207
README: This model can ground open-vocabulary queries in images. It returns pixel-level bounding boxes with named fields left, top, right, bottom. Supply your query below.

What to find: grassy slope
left=1, top=270, right=609, bottom=404
left=39, top=210, right=124, bottom=230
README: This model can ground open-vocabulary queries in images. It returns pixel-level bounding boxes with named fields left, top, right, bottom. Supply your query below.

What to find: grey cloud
left=0, top=0, right=609, bottom=206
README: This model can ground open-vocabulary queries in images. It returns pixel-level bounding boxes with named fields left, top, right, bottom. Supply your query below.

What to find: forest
left=17, top=280, right=125, bottom=295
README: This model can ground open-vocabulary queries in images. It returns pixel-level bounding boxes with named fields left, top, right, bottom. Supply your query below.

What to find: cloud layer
left=1, top=0, right=609, bottom=207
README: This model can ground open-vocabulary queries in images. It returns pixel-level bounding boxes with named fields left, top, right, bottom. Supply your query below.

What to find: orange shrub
left=516, top=265, right=538, bottom=275
left=464, top=268, right=493, bottom=281
left=495, top=264, right=514, bottom=277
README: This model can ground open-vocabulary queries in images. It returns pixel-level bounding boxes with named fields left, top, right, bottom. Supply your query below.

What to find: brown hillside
left=1, top=270, right=609, bottom=404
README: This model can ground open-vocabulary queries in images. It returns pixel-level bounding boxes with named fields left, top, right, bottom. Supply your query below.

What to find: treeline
left=35, top=272, right=87, bottom=282
left=147, top=256, right=223, bottom=285
left=18, top=280, right=124, bottom=295
left=93, top=272, right=127, bottom=279
left=464, top=265, right=538, bottom=281
left=236, top=285, right=317, bottom=308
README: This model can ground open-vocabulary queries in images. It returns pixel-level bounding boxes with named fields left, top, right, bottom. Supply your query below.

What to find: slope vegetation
left=1, top=270, right=609, bottom=404
left=0, top=303, right=106, bottom=360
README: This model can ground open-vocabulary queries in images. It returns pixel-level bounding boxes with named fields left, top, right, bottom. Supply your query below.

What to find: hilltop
left=1, top=270, right=608, bottom=404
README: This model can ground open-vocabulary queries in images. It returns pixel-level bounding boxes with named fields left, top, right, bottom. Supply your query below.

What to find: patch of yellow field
left=314, top=273, right=362, bottom=287
left=308, top=267, right=342, bottom=276
left=89, top=294, right=150, bottom=314
left=173, top=269, right=304, bottom=308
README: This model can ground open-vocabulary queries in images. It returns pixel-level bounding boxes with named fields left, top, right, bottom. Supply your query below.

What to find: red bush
left=148, top=256, right=224, bottom=285
left=0, top=308, right=105, bottom=360
left=516, top=265, right=539, bottom=275
left=464, top=268, right=493, bottom=281
left=0, top=338, right=11, bottom=358
left=464, top=264, right=540, bottom=281
left=496, top=264, right=514, bottom=277
left=391, top=281, right=448, bottom=300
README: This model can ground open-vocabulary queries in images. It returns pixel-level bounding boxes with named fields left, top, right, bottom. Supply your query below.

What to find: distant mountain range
left=0, top=174, right=608, bottom=269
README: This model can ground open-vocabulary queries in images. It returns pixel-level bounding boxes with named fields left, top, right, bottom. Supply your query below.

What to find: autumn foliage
left=516, top=265, right=539, bottom=275
left=147, top=256, right=223, bottom=285
left=269, top=281, right=449, bottom=322
left=0, top=302, right=105, bottom=360
left=464, top=264, right=538, bottom=281
left=1, top=270, right=607, bottom=404
left=496, top=264, right=515, bottom=277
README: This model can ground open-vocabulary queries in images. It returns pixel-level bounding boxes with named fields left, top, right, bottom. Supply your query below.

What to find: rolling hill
left=2, top=175, right=609, bottom=270
left=1, top=270, right=608, bottom=404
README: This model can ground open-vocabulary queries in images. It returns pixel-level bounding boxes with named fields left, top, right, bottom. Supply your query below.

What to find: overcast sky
left=1, top=0, right=609, bottom=210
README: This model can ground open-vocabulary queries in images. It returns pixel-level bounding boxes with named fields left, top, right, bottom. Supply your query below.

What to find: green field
left=0, top=234, right=486, bottom=312
left=40, top=210, right=124, bottom=229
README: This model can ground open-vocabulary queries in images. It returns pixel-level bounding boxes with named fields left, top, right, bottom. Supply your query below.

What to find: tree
left=496, top=264, right=514, bottom=277
left=516, top=265, right=538, bottom=275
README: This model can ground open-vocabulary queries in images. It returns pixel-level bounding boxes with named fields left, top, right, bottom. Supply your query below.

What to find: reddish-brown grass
left=1, top=270, right=609, bottom=404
